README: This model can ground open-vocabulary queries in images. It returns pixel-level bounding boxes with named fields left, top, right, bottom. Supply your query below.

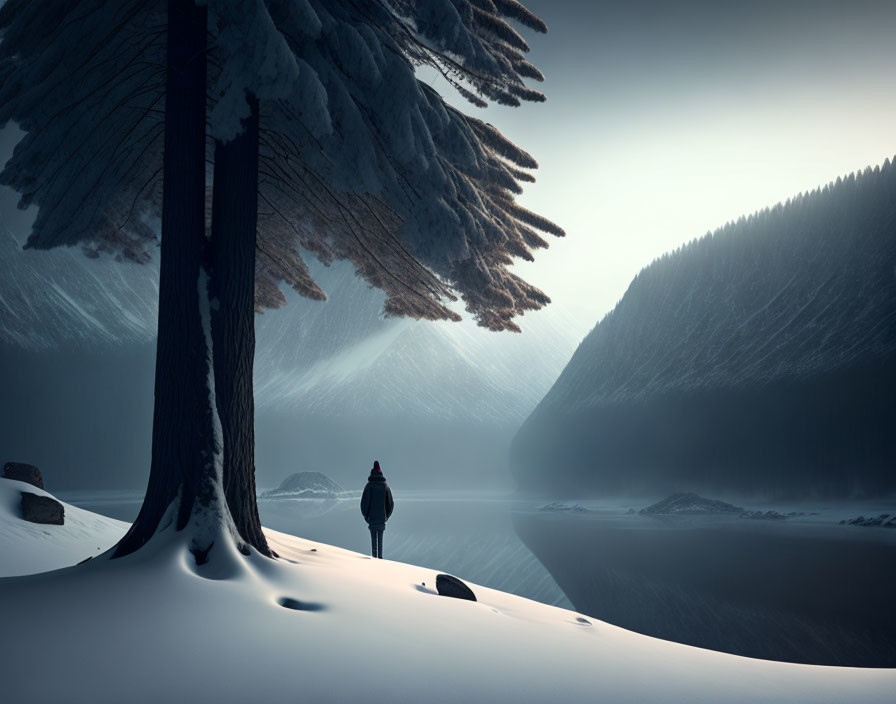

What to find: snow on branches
left=0, top=0, right=563, bottom=331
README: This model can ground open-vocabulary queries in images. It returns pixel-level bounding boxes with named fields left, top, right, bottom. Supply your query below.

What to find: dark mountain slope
left=512, top=159, right=896, bottom=498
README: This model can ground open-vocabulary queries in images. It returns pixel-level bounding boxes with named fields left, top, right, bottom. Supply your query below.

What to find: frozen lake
left=58, top=489, right=572, bottom=610
left=513, top=498, right=896, bottom=667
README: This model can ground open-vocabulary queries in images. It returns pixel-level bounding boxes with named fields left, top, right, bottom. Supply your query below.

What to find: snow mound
left=640, top=492, right=744, bottom=515
left=1, top=488, right=893, bottom=703
left=262, top=471, right=347, bottom=499
left=0, top=478, right=127, bottom=577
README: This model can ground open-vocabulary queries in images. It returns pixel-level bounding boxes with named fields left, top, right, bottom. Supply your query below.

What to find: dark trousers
left=369, top=528, right=384, bottom=558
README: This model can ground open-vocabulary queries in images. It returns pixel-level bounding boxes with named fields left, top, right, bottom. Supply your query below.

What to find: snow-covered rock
left=640, top=493, right=743, bottom=516
left=739, top=509, right=792, bottom=521
left=538, top=502, right=590, bottom=513
left=840, top=514, right=896, bottom=528
left=0, top=481, right=894, bottom=703
left=262, top=471, right=347, bottom=499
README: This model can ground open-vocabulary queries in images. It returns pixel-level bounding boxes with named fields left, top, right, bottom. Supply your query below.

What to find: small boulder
left=640, top=492, right=743, bottom=516
left=436, top=574, right=476, bottom=602
left=3, top=462, right=44, bottom=489
left=21, top=492, right=64, bottom=525
left=263, top=471, right=346, bottom=499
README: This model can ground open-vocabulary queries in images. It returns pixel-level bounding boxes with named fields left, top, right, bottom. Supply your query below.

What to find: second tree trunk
left=210, top=94, right=270, bottom=557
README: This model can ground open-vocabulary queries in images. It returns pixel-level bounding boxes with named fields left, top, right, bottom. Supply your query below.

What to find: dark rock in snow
left=3, top=462, right=44, bottom=489
left=20, top=492, right=64, bottom=525
left=436, top=574, right=477, bottom=602
left=262, top=471, right=346, bottom=499
left=640, top=492, right=743, bottom=516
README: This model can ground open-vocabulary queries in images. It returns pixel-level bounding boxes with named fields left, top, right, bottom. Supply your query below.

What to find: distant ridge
left=512, top=157, right=896, bottom=498
left=1, top=238, right=579, bottom=490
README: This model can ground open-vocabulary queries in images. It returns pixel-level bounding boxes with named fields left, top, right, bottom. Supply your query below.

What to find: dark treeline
left=513, top=158, right=896, bottom=498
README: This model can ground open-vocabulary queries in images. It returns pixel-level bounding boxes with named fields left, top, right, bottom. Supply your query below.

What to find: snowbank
left=0, top=478, right=127, bottom=577
left=0, top=482, right=893, bottom=703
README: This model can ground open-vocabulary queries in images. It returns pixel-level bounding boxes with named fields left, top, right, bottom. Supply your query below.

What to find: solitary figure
left=360, top=460, right=394, bottom=558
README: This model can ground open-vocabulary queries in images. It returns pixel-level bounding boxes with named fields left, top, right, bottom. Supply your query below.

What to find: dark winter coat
left=360, top=473, right=394, bottom=530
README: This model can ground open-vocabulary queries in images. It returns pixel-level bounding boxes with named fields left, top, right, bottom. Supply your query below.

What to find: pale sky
left=431, top=0, right=896, bottom=334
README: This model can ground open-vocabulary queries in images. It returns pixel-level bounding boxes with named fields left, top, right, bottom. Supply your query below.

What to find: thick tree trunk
left=114, top=0, right=214, bottom=558
left=210, top=94, right=271, bottom=556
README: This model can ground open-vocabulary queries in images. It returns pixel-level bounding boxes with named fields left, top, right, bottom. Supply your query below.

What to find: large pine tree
left=0, top=0, right=562, bottom=562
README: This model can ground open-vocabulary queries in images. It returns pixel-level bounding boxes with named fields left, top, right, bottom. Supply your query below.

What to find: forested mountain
left=0, top=233, right=580, bottom=490
left=512, top=158, right=896, bottom=498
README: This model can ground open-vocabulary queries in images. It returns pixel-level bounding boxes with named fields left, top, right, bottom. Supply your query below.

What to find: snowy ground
left=0, top=478, right=127, bottom=576
left=258, top=491, right=573, bottom=608
left=1, top=478, right=894, bottom=703
left=61, top=488, right=574, bottom=608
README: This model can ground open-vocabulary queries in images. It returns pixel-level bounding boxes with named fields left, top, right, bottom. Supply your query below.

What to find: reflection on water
left=514, top=501, right=896, bottom=667
left=59, top=489, right=571, bottom=610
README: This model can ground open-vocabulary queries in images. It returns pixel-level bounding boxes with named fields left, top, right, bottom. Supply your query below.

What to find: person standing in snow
left=360, top=460, right=394, bottom=559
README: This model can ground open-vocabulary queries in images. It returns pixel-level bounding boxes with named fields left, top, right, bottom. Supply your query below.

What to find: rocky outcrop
left=840, top=514, right=896, bottom=528
left=539, top=503, right=589, bottom=513
left=3, top=462, right=44, bottom=489
left=20, top=492, right=64, bottom=525
left=740, top=510, right=811, bottom=521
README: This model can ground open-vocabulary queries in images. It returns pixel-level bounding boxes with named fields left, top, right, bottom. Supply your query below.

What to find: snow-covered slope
left=0, top=478, right=127, bottom=577
left=257, top=263, right=582, bottom=425
left=0, top=485, right=892, bottom=703
left=256, top=294, right=580, bottom=424
left=1, top=224, right=579, bottom=425
left=0, top=228, right=158, bottom=349
left=258, top=493, right=573, bottom=609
